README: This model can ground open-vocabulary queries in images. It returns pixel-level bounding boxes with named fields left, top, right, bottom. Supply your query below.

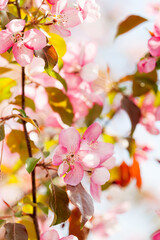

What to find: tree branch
left=21, top=67, right=40, bottom=240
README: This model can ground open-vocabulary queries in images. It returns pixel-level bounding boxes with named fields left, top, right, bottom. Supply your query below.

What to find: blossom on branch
left=0, top=19, right=46, bottom=66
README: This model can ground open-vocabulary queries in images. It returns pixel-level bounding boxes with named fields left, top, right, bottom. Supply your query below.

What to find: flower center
left=12, top=32, right=23, bottom=43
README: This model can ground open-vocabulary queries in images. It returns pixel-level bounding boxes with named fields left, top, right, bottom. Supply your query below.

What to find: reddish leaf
left=34, top=45, right=58, bottom=74
left=4, top=223, right=28, bottom=240
left=67, top=183, right=94, bottom=227
left=69, top=208, right=89, bottom=240
left=121, top=96, right=141, bottom=134
left=115, top=15, right=147, bottom=38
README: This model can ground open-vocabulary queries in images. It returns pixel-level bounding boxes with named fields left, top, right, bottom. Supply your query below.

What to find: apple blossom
left=0, top=19, right=46, bottom=66
left=77, top=0, right=100, bottom=22
left=151, top=230, right=160, bottom=240
left=52, top=127, right=84, bottom=186
left=40, top=229, right=78, bottom=240
left=137, top=57, right=156, bottom=73
left=0, top=0, right=8, bottom=10
left=148, top=16, right=160, bottom=56
left=50, top=0, right=83, bottom=36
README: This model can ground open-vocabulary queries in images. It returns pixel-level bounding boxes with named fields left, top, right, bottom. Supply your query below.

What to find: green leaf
left=37, top=202, right=48, bottom=215
left=15, top=211, right=23, bottom=217
left=67, top=183, right=94, bottom=227
left=0, top=124, right=5, bottom=142
left=43, top=151, right=50, bottom=158
left=119, top=69, right=158, bottom=97
left=49, top=183, right=71, bottom=225
left=46, top=87, right=74, bottom=126
left=115, top=15, right=147, bottom=38
left=34, top=45, right=58, bottom=74
left=121, top=96, right=141, bottom=134
left=85, top=104, right=103, bottom=127
left=127, top=137, right=136, bottom=157
left=4, top=223, right=28, bottom=240
left=0, top=78, right=16, bottom=103
left=6, top=130, right=39, bottom=162
left=49, top=70, right=67, bottom=91
left=25, top=157, right=40, bottom=174
left=10, top=95, right=36, bottom=111
left=0, top=219, right=6, bottom=228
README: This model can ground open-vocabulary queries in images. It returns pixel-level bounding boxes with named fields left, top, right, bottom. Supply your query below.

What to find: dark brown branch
left=21, top=67, right=40, bottom=240
left=15, top=0, right=21, bottom=18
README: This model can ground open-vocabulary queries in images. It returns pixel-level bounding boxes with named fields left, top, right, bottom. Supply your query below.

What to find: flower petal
left=91, top=167, right=110, bottom=185
left=24, top=29, right=46, bottom=50
left=0, top=30, right=13, bottom=54
left=40, top=230, right=59, bottom=240
left=60, top=236, right=78, bottom=240
left=12, top=42, right=33, bottom=66
left=6, top=19, right=25, bottom=32
left=64, top=162, right=84, bottom=186
left=58, top=161, right=69, bottom=176
left=81, top=152, right=100, bottom=168
left=148, top=36, right=160, bottom=57
left=152, top=230, right=160, bottom=240
left=90, top=180, right=101, bottom=202
left=53, top=145, right=68, bottom=166
left=82, top=122, right=102, bottom=143
left=59, top=127, right=81, bottom=153
left=61, top=8, right=83, bottom=28
left=0, top=0, right=8, bottom=10
left=93, top=142, right=114, bottom=163
left=101, top=156, right=116, bottom=170
left=80, top=62, right=99, bottom=82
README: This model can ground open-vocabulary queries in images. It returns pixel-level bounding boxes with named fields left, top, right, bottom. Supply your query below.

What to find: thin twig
left=21, top=67, right=40, bottom=240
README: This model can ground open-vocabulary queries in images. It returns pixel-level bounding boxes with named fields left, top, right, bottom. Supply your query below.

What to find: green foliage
left=25, top=157, right=40, bottom=174
left=0, top=78, right=16, bottom=103
left=6, top=130, right=39, bottom=162
left=0, top=124, right=5, bottom=141
left=49, top=183, right=71, bottom=225
left=10, top=95, right=36, bottom=111
left=46, top=87, right=74, bottom=126
left=115, top=15, right=147, bottom=38
left=119, top=69, right=157, bottom=96
left=85, top=104, right=103, bottom=127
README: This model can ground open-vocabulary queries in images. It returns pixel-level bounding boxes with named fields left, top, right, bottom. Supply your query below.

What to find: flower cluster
left=52, top=122, right=115, bottom=201
left=62, top=42, right=103, bottom=120
left=137, top=16, right=160, bottom=73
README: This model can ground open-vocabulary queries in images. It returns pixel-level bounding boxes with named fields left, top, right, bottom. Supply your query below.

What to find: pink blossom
left=140, top=93, right=160, bottom=135
left=62, top=42, right=103, bottom=121
left=0, top=0, right=8, bottom=10
left=151, top=230, right=160, bottom=240
left=52, top=123, right=114, bottom=197
left=77, top=0, right=100, bottom=23
left=40, top=229, right=78, bottom=240
left=148, top=16, right=160, bottom=56
left=81, top=122, right=114, bottom=201
left=0, top=19, right=46, bottom=66
left=52, top=127, right=84, bottom=186
left=137, top=57, right=156, bottom=73
left=50, top=0, right=83, bottom=36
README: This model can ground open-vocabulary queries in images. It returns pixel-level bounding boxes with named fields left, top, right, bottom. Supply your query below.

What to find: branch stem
left=21, top=67, right=40, bottom=240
